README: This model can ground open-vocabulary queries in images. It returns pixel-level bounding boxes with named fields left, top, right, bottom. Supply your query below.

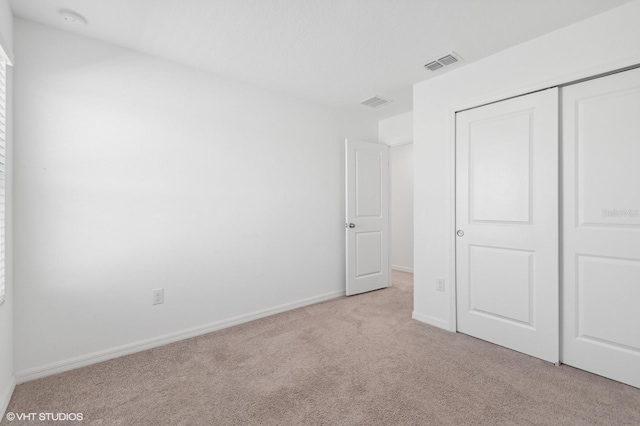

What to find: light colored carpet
left=4, top=270, right=640, bottom=425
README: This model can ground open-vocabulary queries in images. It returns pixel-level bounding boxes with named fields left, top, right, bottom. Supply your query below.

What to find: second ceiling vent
left=424, top=52, right=462, bottom=72
left=359, top=96, right=391, bottom=109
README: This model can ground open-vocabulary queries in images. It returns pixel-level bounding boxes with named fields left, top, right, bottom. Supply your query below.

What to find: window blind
left=0, top=59, right=5, bottom=305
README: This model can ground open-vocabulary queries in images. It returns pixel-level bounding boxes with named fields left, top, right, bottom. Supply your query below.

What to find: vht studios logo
left=5, top=412, right=84, bottom=422
left=602, top=208, right=640, bottom=218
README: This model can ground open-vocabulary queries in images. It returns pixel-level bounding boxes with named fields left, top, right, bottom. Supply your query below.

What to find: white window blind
left=0, top=59, right=5, bottom=305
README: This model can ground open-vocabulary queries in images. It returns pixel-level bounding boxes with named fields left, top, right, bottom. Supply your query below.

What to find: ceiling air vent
left=424, top=51, right=462, bottom=72
left=359, top=96, right=391, bottom=109
left=424, top=61, right=444, bottom=71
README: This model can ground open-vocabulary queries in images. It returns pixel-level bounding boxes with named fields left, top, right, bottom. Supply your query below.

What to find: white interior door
left=561, top=67, right=640, bottom=388
left=456, top=89, right=559, bottom=363
left=345, top=139, right=389, bottom=296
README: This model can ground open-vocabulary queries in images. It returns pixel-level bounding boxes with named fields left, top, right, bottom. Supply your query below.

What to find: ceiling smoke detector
left=59, top=9, right=88, bottom=26
left=424, top=51, right=462, bottom=72
left=359, top=96, right=391, bottom=109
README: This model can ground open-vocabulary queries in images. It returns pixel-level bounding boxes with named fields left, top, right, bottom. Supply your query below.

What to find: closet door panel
left=562, top=67, right=640, bottom=388
left=456, top=88, right=559, bottom=363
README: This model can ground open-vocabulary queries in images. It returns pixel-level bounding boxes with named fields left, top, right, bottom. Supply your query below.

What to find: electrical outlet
left=436, top=278, right=445, bottom=292
left=152, top=288, right=164, bottom=305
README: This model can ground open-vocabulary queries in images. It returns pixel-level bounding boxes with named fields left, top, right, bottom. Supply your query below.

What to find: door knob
left=345, top=223, right=356, bottom=228
left=456, top=230, right=464, bottom=237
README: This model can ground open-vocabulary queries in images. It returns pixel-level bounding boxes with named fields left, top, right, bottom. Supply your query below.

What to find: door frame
left=449, top=63, right=640, bottom=333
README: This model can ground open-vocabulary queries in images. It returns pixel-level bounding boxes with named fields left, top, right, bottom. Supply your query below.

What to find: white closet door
left=456, top=88, right=559, bottom=363
left=562, top=67, right=640, bottom=388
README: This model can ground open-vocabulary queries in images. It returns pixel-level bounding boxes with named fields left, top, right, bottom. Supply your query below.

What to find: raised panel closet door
left=456, top=88, right=559, bottom=363
left=562, top=67, right=640, bottom=388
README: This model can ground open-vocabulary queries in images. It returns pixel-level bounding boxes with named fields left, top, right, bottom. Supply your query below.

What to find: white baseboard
left=16, top=290, right=345, bottom=384
left=0, top=375, right=15, bottom=420
left=412, top=311, right=451, bottom=331
left=392, top=265, right=414, bottom=273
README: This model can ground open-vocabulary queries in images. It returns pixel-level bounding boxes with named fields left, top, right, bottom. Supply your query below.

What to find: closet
left=455, top=67, right=640, bottom=388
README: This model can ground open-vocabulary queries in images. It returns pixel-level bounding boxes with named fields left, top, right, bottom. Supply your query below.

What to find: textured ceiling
left=9, top=0, right=634, bottom=119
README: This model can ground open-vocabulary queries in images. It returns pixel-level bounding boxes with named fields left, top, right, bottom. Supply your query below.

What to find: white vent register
left=359, top=96, right=391, bottom=109
left=424, top=52, right=462, bottom=72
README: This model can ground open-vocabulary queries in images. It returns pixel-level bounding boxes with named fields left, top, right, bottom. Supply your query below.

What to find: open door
left=345, top=139, right=390, bottom=296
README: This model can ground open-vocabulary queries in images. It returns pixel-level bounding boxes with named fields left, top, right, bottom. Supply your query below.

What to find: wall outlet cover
left=152, top=288, right=164, bottom=305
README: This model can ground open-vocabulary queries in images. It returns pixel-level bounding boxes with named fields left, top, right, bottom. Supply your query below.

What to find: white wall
left=413, top=0, right=640, bottom=330
left=379, top=111, right=412, bottom=146
left=0, top=0, right=13, bottom=418
left=13, top=20, right=377, bottom=380
left=390, top=143, right=413, bottom=272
